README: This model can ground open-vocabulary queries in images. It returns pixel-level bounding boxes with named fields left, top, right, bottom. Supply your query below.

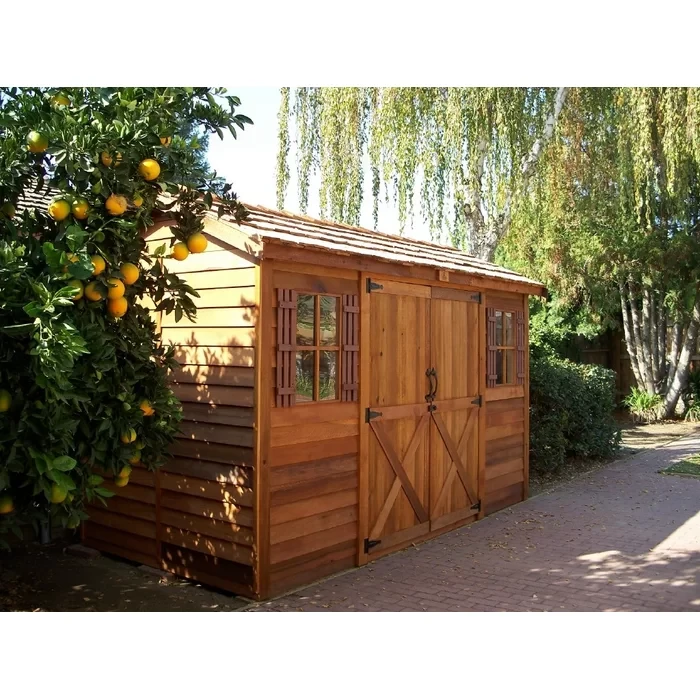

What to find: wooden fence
left=572, top=329, right=700, bottom=402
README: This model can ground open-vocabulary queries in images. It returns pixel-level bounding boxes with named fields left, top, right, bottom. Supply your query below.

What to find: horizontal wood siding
left=84, top=226, right=259, bottom=596
left=265, top=264, right=360, bottom=597
left=84, top=466, right=159, bottom=568
left=483, top=291, right=527, bottom=515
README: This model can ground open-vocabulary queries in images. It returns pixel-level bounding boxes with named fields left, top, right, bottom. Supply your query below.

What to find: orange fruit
left=120, top=262, right=139, bottom=285
left=0, top=389, right=11, bottom=413
left=0, top=493, right=14, bottom=515
left=114, top=475, right=129, bottom=487
left=51, top=93, right=70, bottom=107
left=106, top=277, right=125, bottom=299
left=100, top=151, right=113, bottom=166
left=48, top=199, right=71, bottom=221
left=139, top=399, right=155, bottom=417
left=108, top=297, right=128, bottom=318
left=0, top=202, right=16, bottom=218
left=114, top=152, right=123, bottom=166
left=91, top=255, right=106, bottom=276
left=132, top=193, right=144, bottom=208
left=187, top=232, right=208, bottom=253
left=84, top=281, right=104, bottom=301
left=138, top=158, right=160, bottom=181
left=127, top=451, right=140, bottom=466
left=67, top=279, right=84, bottom=300
left=118, top=465, right=133, bottom=477
left=71, top=198, right=89, bottom=219
left=120, top=428, right=137, bottom=444
left=62, top=253, right=79, bottom=273
left=49, top=484, right=68, bottom=504
left=171, top=242, right=189, bottom=261
left=27, top=131, right=49, bottom=153
left=105, top=194, right=127, bottom=216
left=160, top=136, right=172, bottom=146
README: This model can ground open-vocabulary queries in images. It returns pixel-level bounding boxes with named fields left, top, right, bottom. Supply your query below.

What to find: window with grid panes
left=295, top=293, right=341, bottom=402
left=494, top=310, right=516, bottom=385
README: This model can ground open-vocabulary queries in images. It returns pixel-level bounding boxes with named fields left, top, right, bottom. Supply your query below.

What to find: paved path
left=251, top=432, right=700, bottom=612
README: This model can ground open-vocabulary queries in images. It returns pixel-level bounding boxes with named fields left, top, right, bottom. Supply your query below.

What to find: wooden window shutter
left=486, top=307, right=498, bottom=388
left=341, top=294, right=359, bottom=401
left=516, top=310, right=526, bottom=386
left=276, top=289, right=297, bottom=407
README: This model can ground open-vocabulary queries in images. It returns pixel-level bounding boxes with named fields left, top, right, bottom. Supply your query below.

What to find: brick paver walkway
left=251, top=432, right=700, bottom=611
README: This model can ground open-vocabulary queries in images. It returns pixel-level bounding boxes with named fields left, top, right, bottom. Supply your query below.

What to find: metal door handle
left=432, top=367, right=438, bottom=400
left=425, top=367, right=435, bottom=403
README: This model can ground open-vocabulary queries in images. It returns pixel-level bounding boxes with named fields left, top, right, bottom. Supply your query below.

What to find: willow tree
left=500, top=88, right=700, bottom=418
left=276, top=87, right=569, bottom=260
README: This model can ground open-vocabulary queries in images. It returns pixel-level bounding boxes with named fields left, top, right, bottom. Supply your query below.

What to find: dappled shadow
left=252, top=431, right=700, bottom=611
left=83, top=258, right=261, bottom=597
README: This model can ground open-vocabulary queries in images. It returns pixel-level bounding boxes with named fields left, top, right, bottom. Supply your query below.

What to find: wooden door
left=428, top=289, right=481, bottom=530
left=366, top=282, right=431, bottom=557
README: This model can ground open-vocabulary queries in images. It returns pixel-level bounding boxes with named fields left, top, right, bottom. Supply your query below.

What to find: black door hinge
left=470, top=500, right=481, bottom=512
left=471, top=395, right=482, bottom=407
left=469, top=292, right=482, bottom=303
left=364, top=538, right=381, bottom=553
left=366, top=278, right=384, bottom=293
left=365, top=408, right=383, bottom=422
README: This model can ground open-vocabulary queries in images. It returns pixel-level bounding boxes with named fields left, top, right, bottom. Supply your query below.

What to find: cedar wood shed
left=82, top=203, right=546, bottom=600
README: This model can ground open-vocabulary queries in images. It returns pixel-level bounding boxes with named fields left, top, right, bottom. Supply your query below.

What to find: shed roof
left=14, top=184, right=544, bottom=294
left=218, top=203, right=545, bottom=294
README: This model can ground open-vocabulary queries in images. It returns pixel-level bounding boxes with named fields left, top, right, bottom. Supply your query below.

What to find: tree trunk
left=645, top=289, right=659, bottom=385
left=657, top=299, right=667, bottom=389
left=619, top=284, right=644, bottom=388
left=662, top=295, right=700, bottom=418
left=465, top=88, right=569, bottom=262
left=666, top=316, right=683, bottom=395
left=627, top=282, right=655, bottom=393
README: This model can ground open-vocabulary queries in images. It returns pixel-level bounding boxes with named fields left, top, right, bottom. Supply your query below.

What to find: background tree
left=500, top=88, right=700, bottom=418
left=276, top=87, right=569, bottom=260
left=0, top=87, right=252, bottom=542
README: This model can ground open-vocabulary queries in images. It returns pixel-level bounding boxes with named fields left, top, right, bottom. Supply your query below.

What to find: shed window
left=295, top=294, right=340, bottom=402
left=487, top=307, right=525, bottom=387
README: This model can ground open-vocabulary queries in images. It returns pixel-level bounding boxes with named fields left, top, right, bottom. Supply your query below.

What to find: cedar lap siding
left=82, top=203, right=545, bottom=600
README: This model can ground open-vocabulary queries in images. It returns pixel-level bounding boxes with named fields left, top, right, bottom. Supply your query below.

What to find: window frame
left=294, top=291, right=342, bottom=404
left=494, top=310, right=517, bottom=386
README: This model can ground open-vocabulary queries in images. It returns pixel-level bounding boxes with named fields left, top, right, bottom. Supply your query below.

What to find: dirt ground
left=1, top=419, right=696, bottom=612
left=0, top=543, right=247, bottom=612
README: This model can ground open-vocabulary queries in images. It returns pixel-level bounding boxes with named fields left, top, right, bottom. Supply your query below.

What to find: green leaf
left=52, top=456, right=77, bottom=472
left=87, top=474, right=104, bottom=486
left=94, top=487, right=114, bottom=498
left=47, top=471, right=76, bottom=491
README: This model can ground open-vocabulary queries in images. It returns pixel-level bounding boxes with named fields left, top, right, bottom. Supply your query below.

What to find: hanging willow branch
left=276, top=87, right=290, bottom=210
left=276, top=87, right=570, bottom=261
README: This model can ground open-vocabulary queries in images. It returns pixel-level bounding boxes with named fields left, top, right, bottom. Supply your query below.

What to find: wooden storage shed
left=83, top=203, right=546, bottom=600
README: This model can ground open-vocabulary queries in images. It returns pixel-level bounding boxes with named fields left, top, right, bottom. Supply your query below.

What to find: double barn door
left=365, top=280, right=482, bottom=557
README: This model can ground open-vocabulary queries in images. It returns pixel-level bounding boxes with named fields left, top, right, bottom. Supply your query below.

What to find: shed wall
left=84, top=226, right=259, bottom=596
left=483, top=292, right=528, bottom=515
left=263, top=263, right=360, bottom=597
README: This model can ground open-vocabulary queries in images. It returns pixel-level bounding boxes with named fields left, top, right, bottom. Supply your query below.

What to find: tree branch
left=501, top=87, right=570, bottom=235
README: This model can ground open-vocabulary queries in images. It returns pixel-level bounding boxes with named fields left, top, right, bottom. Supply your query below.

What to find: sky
left=206, top=87, right=431, bottom=242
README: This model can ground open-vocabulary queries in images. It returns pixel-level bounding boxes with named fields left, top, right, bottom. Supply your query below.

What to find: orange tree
left=0, top=87, right=251, bottom=543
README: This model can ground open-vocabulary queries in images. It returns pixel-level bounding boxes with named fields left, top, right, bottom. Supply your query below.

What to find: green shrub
left=682, top=369, right=700, bottom=422
left=623, top=387, right=663, bottom=423
left=530, top=354, right=621, bottom=472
